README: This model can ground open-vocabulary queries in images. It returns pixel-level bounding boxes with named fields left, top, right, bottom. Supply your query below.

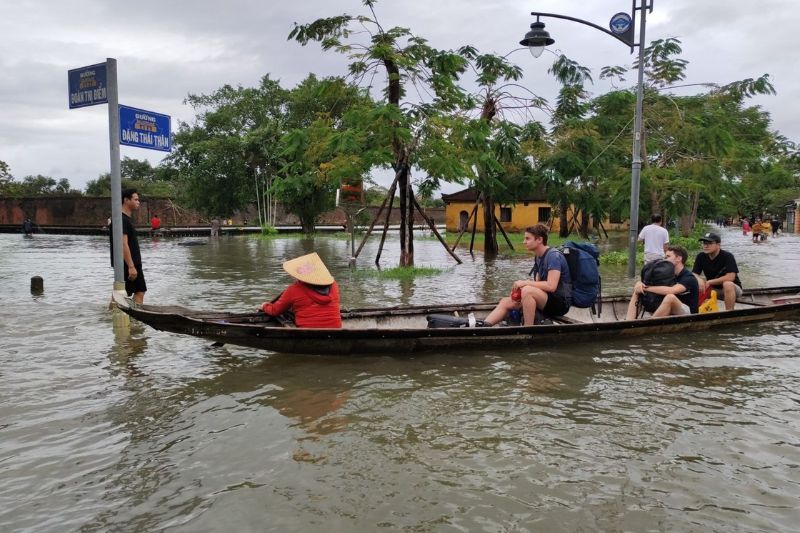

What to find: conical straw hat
left=282, top=252, right=334, bottom=285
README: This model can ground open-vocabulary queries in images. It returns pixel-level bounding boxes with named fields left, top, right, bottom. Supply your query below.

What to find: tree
left=20, top=175, right=58, bottom=195
left=274, top=75, right=373, bottom=232
left=0, top=160, right=15, bottom=196
left=444, top=47, right=549, bottom=254
left=165, top=75, right=290, bottom=218
left=85, top=156, right=175, bottom=197
left=290, top=0, right=471, bottom=265
left=585, top=38, right=783, bottom=235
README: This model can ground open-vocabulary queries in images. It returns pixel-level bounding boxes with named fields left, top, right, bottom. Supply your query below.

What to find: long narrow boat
left=112, top=287, right=800, bottom=355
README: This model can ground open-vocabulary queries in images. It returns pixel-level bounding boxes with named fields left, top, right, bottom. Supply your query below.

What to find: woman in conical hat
left=259, top=252, right=342, bottom=328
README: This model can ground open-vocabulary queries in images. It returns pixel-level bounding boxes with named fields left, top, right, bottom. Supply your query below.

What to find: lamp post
left=521, top=1, right=653, bottom=278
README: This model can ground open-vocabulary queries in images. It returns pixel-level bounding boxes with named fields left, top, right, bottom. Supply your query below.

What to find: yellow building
left=442, top=188, right=558, bottom=233
left=441, top=188, right=626, bottom=234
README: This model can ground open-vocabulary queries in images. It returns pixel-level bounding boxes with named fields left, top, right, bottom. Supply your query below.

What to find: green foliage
left=358, top=266, right=443, bottom=280
left=600, top=250, right=643, bottom=265
left=0, top=160, right=12, bottom=195
left=165, top=75, right=290, bottom=218
left=639, top=38, right=687, bottom=87
left=276, top=76, right=374, bottom=231
left=1, top=174, right=81, bottom=197
left=85, top=156, right=177, bottom=197
left=288, top=3, right=479, bottom=264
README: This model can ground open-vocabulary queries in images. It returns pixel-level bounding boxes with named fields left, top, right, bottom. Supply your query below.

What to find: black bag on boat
left=426, top=314, right=487, bottom=328
left=639, top=259, right=675, bottom=313
left=426, top=314, right=469, bottom=328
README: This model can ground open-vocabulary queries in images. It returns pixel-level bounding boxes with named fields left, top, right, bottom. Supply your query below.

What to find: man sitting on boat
left=482, top=224, right=572, bottom=326
left=693, top=232, right=743, bottom=311
left=626, top=244, right=699, bottom=319
left=259, top=252, right=342, bottom=328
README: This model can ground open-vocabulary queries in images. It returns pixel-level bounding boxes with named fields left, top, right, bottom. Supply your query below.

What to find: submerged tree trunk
left=386, top=57, right=414, bottom=267
left=397, top=164, right=414, bottom=266
left=580, top=209, right=590, bottom=239
left=650, top=189, right=661, bottom=218
left=685, top=189, right=701, bottom=236
left=479, top=96, right=499, bottom=255
left=559, top=199, right=570, bottom=238
left=679, top=213, right=693, bottom=237
left=483, top=194, right=499, bottom=257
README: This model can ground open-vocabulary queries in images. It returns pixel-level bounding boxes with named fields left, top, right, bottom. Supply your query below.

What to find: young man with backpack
left=483, top=224, right=572, bottom=326
left=626, top=245, right=699, bottom=319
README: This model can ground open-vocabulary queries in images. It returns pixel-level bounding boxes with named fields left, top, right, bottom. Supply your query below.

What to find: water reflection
left=1, top=228, right=800, bottom=531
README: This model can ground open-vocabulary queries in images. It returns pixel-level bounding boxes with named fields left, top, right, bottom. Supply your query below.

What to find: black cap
left=698, top=232, right=721, bottom=243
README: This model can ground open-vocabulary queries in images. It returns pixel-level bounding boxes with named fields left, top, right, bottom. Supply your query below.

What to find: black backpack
left=639, top=259, right=675, bottom=313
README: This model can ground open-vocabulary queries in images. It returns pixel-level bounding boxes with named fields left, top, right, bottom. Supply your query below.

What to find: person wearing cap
left=638, top=213, right=669, bottom=264
left=692, top=232, right=742, bottom=311
left=259, top=252, right=342, bottom=328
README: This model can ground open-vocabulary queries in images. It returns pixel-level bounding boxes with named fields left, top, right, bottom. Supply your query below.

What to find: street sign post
left=68, top=59, right=122, bottom=287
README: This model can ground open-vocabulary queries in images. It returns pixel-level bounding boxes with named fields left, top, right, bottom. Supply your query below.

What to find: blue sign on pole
left=609, top=12, right=632, bottom=35
left=68, top=62, right=109, bottom=109
left=118, top=105, right=171, bottom=152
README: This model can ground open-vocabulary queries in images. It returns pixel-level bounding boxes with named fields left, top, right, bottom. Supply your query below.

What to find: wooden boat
left=112, top=286, right=800, bottom=355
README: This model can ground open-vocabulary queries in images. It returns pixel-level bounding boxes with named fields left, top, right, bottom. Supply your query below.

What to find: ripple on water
left=1, top=232, right=799, bottom=531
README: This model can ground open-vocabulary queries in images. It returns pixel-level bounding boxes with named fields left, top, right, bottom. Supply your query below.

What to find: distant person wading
left=638, top=213, right=669, bottom=264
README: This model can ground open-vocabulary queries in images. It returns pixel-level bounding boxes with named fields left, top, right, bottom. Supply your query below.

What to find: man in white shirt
left=638, top=214, right=669, bottom=264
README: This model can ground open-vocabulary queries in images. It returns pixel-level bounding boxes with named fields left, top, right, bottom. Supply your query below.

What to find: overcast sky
left=1, top=0, right=798, bottom=193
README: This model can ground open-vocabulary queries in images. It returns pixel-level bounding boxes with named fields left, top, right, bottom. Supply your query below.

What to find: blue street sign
left=609, top=12, right=632, bottom=35
left=68, top=62, right=108, bottom=109
left=119, top=105, right=171, bottom=152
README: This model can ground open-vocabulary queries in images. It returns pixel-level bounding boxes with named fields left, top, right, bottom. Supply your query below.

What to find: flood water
left=1, top=227, right=799, bottom=531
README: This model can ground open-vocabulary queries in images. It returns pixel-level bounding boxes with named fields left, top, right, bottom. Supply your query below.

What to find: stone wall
left=0, top=196, right=444, bottom=228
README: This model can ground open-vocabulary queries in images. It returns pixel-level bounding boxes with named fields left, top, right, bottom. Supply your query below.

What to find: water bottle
left=508, top=309, right=522, bottom=326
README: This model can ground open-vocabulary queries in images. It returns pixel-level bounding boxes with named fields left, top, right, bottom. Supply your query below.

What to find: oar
left=210, top=291, right=284, bottom=348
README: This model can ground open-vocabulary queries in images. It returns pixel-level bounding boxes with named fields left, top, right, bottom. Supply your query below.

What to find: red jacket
left=261, top=281, right=342, bottom=328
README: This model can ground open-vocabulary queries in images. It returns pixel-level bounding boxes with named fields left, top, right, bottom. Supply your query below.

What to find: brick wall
left=0, top=196, right=444, bottom=228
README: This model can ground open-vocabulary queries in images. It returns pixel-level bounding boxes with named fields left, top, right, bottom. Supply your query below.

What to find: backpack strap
left=530, top=247, right=556, bottom=279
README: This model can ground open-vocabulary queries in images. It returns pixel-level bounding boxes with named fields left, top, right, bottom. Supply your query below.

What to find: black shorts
left=125, top=265, right=147, bottom=296
left=543, top=293, right=570, bottom=317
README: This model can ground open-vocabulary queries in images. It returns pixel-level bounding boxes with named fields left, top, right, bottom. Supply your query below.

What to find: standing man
left=626, top=245, right=699, bottom=319
left=483, top=224, right=572, bottom=326
left=111, top=188, right=147, bottom=304
left=693, top=232, right=742, bottom=311
left=638, top=213, right=669, bottom=264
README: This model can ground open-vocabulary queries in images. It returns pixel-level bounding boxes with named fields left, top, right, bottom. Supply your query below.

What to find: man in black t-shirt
left=110, top=188, right=147, bottom=303
left=693, top=232, right=742, bottom=311
left=626, top=245, right=699, bottom=319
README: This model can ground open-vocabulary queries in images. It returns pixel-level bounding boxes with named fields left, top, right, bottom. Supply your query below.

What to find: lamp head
left=520, top=20, right=555, bottom=58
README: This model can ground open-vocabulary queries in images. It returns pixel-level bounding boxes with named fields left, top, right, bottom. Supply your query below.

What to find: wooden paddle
left=210, top=291, right=284, bottom=348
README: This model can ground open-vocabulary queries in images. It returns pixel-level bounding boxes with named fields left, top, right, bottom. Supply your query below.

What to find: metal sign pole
left=626, top=3, right=647, bottom=278
left=107, top=58, right=124, bottom=288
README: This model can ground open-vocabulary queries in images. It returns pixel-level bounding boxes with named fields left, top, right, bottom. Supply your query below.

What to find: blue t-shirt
left=533, top=248, right=572, bottom=298
left=675, top=268, right=700, bottom=314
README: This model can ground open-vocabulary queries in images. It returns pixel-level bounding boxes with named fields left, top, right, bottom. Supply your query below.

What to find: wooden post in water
left=30, top=276, right=43, bottom=294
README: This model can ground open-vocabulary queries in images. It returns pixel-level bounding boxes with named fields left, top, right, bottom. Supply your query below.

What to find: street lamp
left=521, top=2, right=654, bottom=278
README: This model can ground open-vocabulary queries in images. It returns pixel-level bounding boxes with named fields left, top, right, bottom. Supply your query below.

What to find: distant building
left=785, top=198, right=800, bottom=234
left=440, top=187, right=627, bottom=234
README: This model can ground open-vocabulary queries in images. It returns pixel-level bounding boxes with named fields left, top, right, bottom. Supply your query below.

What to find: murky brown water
left=1, top=228, right=799, bottom=531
